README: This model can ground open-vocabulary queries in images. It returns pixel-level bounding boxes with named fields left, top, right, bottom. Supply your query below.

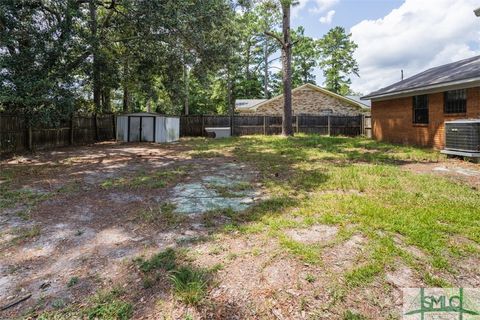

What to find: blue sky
left=288, top=0, right=480, bottom=95
left=292, top=0, right=403, bottom=37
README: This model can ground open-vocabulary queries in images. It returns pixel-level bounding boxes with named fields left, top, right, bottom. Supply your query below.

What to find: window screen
left=444, top=89, right=466, bottom=114
left=412, top=95, right=428, bottom=124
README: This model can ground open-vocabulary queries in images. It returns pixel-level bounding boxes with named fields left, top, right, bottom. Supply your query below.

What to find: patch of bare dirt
left=385, top=263, right=420, bottom=289
left=402, top=158, right=480, bottom=189
left=391, top=233, right=480, bottom=288
left=0, top=142, right=264, bottom=319
left=285, top=224, right=338, bottom=244
left=444, top=236, right=480, bottom=287
left=323, top=234, right=366, bottom=273
left=392, top=234, right=427, bottom=261
left=188, top=234, right=335, bottom=319
left=326, top=259, right=424, bottom=319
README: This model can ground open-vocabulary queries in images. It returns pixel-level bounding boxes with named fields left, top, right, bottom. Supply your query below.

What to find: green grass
left=137, top=203, right=182, bottom=225
left=208, top=181, right=253, bottom=198
left=86, top=288, right=133, bottom=320
left=135, top=248, right=213, bottom=305
left=186, top=134, right=479, bottom=288
left=305, top=273, right=317, bottom=283
left=278, top=234, right=321, bottom=264
left=169, top=266, right=208, bottom=305
left=36, top=288, right=132, bottom=320
left=203, top=207, right=237, bottom=227
left=343, top=310, right=368, bottom=320
left=0, top=166, right=54, bottom=211
left=137, top=248, right=178, bottom=272
left=100, top=167, right=187, bottom=190
left=67, top=276, right=79, bottom=287
left=51, top=299, right=66, bottom=309
left=37, top=309, right=81, bottom=320
left=423, top=273, right=451, bottom=287
left=0, top=186, right=50, bottom=212
left=345, top=263, right=383, bottom=288
left=11, top=225, right=41, bottom=244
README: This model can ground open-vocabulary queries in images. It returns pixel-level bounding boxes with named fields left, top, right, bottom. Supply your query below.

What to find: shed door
left=141, top=117, right=155, bottom=142
left=129, top=117, right=141, bottom=142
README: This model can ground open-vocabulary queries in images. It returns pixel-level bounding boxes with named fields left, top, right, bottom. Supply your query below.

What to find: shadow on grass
left=2, top=135, right=450, bottom=319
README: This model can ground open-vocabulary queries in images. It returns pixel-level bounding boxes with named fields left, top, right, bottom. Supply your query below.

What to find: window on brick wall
left=444, top=89, right=467, bottom=113
left=412, top=94, right=429, bottom=124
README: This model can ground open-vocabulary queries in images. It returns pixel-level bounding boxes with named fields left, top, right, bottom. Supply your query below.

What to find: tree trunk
left=183, top=62, right=189, bottom=115
left=245, top=41, right=251, bottom=97
left=264, top=38, right=269, bottom=99
left=227, top=66, right=235, bottom=136
left=122, top=58, right=129, bottom=112
left=89, top=0, right=101, bottom=113
left=281, top=2, right=294, bottom=136
left=123, top=86, right=129, bottom=112
left=227, top=70, right=235, bottom=116
left=103, top=89, right=111, bottom=113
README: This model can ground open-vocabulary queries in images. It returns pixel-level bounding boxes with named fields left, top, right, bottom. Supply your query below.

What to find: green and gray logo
left=403, top=288, right=480, bottom=319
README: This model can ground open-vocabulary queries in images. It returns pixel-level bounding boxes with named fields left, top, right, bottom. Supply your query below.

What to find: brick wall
left=244, top=86, right=365, bottom=115
left=372, top=86, right=480, bottom=149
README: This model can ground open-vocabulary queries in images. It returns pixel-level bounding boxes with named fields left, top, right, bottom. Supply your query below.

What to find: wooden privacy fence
left=0, top=114, right=116, bottom=154
left=1, top=113, right=371, bottom=154
left=180, top=114, right=369, bottom=137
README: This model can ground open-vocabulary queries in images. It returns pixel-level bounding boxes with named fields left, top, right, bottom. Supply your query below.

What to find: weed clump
left=136, top=248, right=215, bottom=305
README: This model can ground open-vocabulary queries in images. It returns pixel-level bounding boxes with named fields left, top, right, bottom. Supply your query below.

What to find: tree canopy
left=318, top=26, right=360, bottom=95
left=0, top=0, right=360, bottom=124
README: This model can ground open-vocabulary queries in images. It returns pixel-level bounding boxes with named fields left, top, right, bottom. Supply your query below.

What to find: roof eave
left=362, top=77, right=480, bottom=101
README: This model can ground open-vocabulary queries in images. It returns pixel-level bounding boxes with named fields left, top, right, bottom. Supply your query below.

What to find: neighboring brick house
left=235, top=83, right=369, bottom=115
left=363, top=55, right=480, bottom=149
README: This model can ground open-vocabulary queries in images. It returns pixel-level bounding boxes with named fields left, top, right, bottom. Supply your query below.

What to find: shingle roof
left=235, top=99, right=267, bottom=111
left=363, top=55, right=480, bottom=100
left=346, top=95, right=371, bottom=108
left=251, top=83, right=368, bottom=110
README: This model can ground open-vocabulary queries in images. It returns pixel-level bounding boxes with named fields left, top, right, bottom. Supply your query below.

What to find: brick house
left=235, top=83, right=369, bottom=115
left=363, top=55, right=480, bottom=149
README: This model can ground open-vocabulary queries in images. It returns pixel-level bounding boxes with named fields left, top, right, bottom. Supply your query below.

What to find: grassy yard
left=1, top=135, right=479, bottom=319
left=187, top=135, right=479, bottom=287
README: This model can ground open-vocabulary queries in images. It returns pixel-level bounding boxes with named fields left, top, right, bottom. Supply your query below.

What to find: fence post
left=201, top=115, right=205, bottom=136
left=94, top=114, right=99, bottom=141
left=27, top=124, right=33, bottom=151
left=263, top=115, right=266, bottom=135
left=296, top=115, right=299, bottom=133
left=70, top=115, right=74, bottom=145
left=361, top=114, right=365, bottom=136
left=327, top=115, right=331, bottom=136
left=112, top=114, right=116, bottom=140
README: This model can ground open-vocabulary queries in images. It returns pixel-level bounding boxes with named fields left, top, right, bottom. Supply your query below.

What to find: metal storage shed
left=116, top=113, right=179, bottom=143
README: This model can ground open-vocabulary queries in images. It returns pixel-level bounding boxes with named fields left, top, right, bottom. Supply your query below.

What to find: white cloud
left=292, top=1, right=307, bottom=18
left=319, top=10, right=335, bottom=24
left=293, top=0, right=339, bottom=18
left=349, top=0, right=480, bottom=95
left=310, top=0, right=339, bottom=13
